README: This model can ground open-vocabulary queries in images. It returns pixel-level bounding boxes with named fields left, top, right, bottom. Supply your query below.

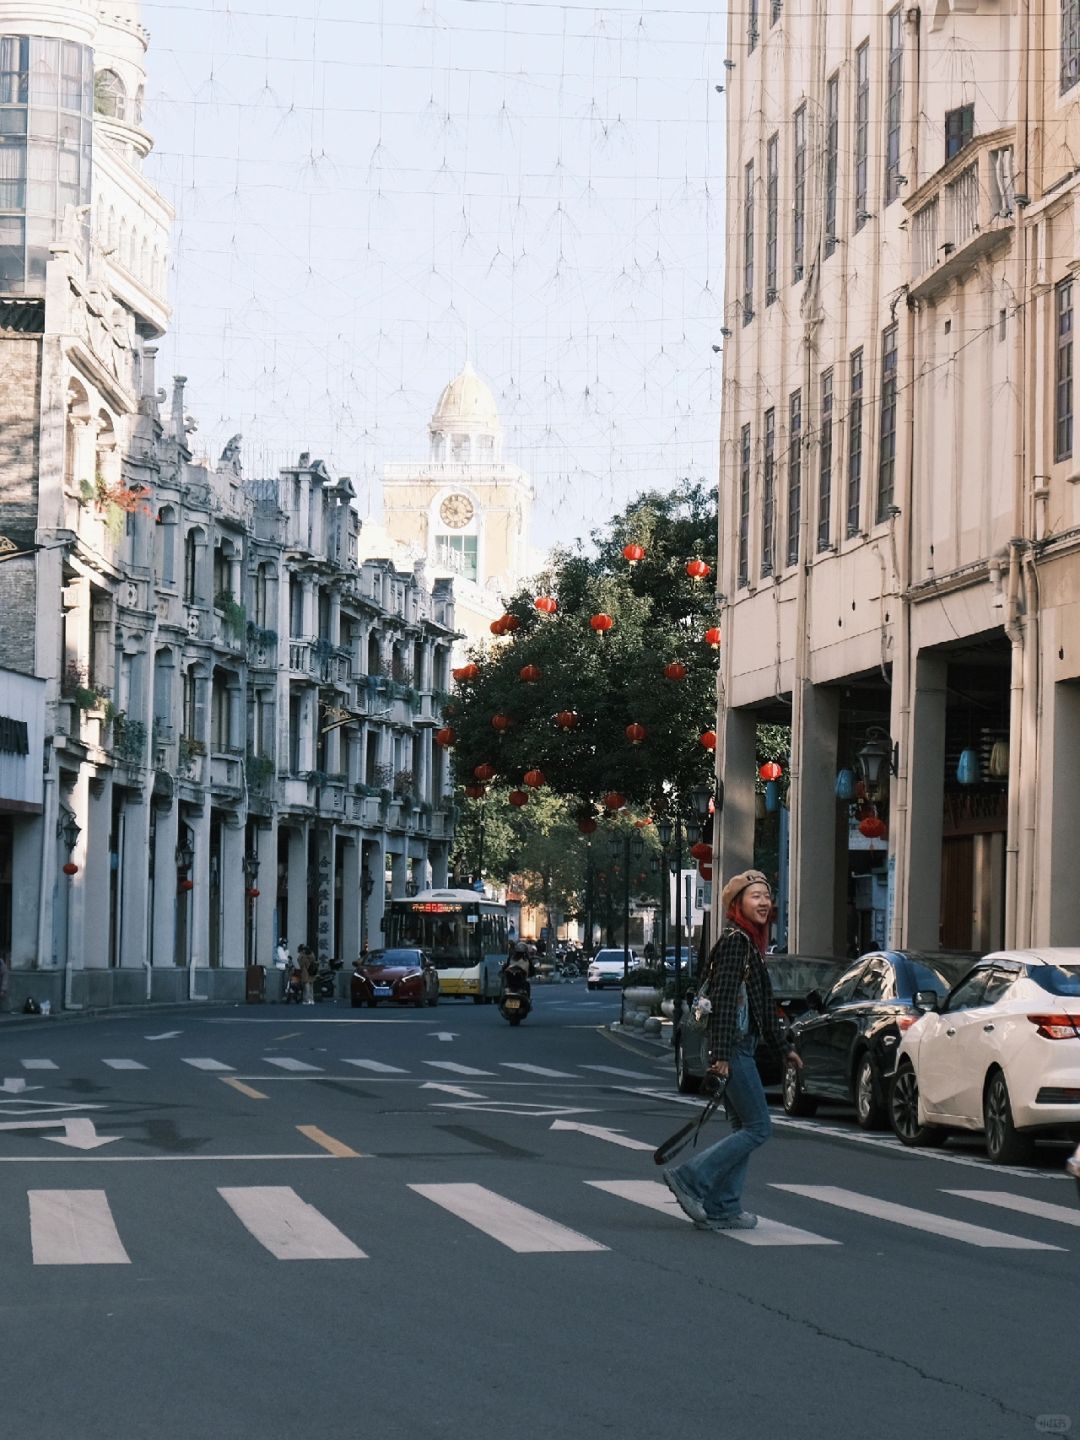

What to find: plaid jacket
left=703, top=925, right=785, bottom=1066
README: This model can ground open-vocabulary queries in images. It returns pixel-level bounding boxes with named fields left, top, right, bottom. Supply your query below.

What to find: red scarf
left=726, top=904, right=768, bottom=957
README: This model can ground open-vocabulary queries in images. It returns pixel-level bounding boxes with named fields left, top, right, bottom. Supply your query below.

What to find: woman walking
left=663, top=869, right=801, bottom=1231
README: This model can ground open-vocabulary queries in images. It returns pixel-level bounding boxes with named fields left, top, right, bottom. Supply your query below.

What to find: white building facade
left=714, top=0, right=1080, bottom=956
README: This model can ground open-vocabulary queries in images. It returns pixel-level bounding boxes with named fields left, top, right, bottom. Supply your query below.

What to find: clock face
left=439, top=493, right=474, bottom=528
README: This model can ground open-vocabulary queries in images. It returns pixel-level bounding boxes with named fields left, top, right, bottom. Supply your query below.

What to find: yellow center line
left=297, top=1125, right=365, bottom=1158
left=221, top=1077, right=269, bottom=1100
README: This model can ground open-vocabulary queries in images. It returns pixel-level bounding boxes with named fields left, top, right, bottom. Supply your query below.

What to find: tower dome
left=429, top=361, right=502, bottom=462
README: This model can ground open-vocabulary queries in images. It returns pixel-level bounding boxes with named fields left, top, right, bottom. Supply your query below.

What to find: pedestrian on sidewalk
left=662, top=869, right=802, bottom=1232
left=298, top=945, right=317, bottom=1006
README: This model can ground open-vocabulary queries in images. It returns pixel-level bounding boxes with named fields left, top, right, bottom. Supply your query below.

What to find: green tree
left=448, top=480, right=719, bottom=820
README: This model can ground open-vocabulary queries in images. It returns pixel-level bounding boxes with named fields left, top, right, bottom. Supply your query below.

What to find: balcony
left=906, top=131, right=1016, bottom=300
left=210, top=752, right=244, bottom=793
left=288, top=639, right=351, bottom=686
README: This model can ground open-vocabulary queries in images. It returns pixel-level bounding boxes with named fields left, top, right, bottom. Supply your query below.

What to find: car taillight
left=1027, top=1014, right=1080, bottom=1040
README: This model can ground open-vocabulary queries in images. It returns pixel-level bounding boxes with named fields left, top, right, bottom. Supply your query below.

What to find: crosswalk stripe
left=501, top=1063, right=576, bottom=1078
left=102, top=1060, right=147, bottom=1071
left=423, top=1061, right=495, bottom=1076
left=343, top=1059, right=409, bottom=1074
left=265, top=1058, right=322, bottom=1072
left=182, top=1058, right=234, bottom=1072
left=410, top=1183, right=608, bottom=1253
left=29, top=1190, right=130, bottom=1265
left=945, top=1189, right=1080, bottom=1229
left=773, top=1185, right=1065, bottom=1250
left=21, top=1060, right=57, bottom=1071
left=219, top=1186, right=366, bottom=1260
left=587, top=1181, right=839, bottom=1246
left=580, top=1065, right=658, bottom=1079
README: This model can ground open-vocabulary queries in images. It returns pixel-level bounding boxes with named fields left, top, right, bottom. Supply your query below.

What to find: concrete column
left=253, top=822, right=276, bottom=969
left=151, top=801, right=179, bottom=966
left=362, top=839, right=384, bottom=947
left=715, top=705, right=757, bottom=884
left=1048, top=679, right=1080, bottom=945
left=339, top=837, right=360, bottom=962
left=430, top=844, right=449, bottom=889
left=789, top=684, right=841, bottom=955
left=903, top=652, right=947, bottom=950
left=188, top=804, right=213, bottom=972
left=314, top=826, right=333, bottom=962
left=219, top=820, right=245, bottom=967
left=82, top=778, right=110, bottom=969
left=390, top=849, right=408, bottom=903
left=286, top=825, right=308, bottom=951
left=119, top=792, right=151, bottom=966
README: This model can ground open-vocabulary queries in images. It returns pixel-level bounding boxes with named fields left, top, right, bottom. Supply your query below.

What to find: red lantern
left=455, top=662, right=480, bottom=682
left=501, top=614, right=521, bottom=633
left=246, top=887, right=260, bottom=899
left=534, top=596, right=558, bottom=615
left=590, top=613, right=614, bottom=635
left=178, top=878, right=194, bottom=892
left=859, top=815, right=888, bottom=840
left=704, top=627, right=722, bottom=649
left=664, top=662, right=687, bottom=681
left=474, top=762, right=496, bottom=782
left=603, top=792, right=625, bottom=811
left=523, top=768, right=545, bottom=788
left=519, top=664, right=542, bottom=684
left=690, top=841, right=712, bottom=863
left=577, top=817, right=598, bottom=835
left=464, top=783, right=486, bottom=799
left=686, top=559, right=712, bottom=581
left=554, top=710, right=579, bottom=730
left=625, top=722, right=647, bottom=746
left=700, top=730, right=717, bottom=751
left=490, top=618, right=506, bottom=636
left=622, top=543, right=646, bottom=564
left=759, top=760, right=783, bottom=782
left=434, top=727, right=456, bottom=748
left=508, top=789, right=529, bottom=807
left=62, top=861, right=78, bottom=876
left=491, top=714, right=513, bottom=733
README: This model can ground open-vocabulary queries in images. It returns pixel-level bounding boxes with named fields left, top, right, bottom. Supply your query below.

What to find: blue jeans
left=670, top=1034, right=772, bottom=1219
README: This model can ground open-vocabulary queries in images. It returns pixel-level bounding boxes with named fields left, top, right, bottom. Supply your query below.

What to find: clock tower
left=382, top=362, right=535, bottom=652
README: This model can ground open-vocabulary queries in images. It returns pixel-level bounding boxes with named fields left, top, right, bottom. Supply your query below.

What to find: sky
left=142, top=0, right=727, bottom=553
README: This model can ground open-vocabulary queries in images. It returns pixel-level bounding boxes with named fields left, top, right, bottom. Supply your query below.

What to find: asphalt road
left=0, top=984, right=1076, bottom=1440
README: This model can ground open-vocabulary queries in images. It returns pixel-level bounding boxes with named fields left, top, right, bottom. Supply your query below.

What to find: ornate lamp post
left=243, top=852, right=260, bottom=970
left=609, top=826, right=645, bottom=1023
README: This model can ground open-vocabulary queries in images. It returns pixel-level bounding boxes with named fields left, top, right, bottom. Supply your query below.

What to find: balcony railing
left=906, top=131, right=1016, bottom=299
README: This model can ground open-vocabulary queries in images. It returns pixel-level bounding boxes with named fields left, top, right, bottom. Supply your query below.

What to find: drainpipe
left=1018, top=547, right=1041, bottom=945
left=1003, top=540, right=1024, bottom=948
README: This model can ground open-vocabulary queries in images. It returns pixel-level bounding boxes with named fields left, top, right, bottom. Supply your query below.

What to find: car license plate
left=504, top=997, right=521, bottom=1010
left=374, top=985, right=392, bottom=996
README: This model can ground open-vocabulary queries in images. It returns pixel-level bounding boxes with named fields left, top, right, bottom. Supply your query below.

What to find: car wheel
left=674, top=1038, right=703, bottom=1095
left=782, top=1056, right=818, bottom=1117
left=889, top=1061, right=945, bottom=1147
left=853, top=1052, right=886, bottom=1130
left=983, top=1069, right=1035, bottom=1165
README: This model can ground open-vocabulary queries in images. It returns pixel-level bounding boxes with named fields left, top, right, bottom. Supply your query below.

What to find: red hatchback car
left=351, top=949, right=440, bottom=1008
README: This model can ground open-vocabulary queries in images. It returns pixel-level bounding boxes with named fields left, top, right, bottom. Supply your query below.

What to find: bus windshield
left=387, top=907, right=482, bottom=969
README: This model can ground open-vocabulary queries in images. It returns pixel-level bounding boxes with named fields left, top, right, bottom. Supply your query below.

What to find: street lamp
left=243, top=852, right=260, bottom=970
left=360, top=865, right=375, bottom=951
left=609, top=826, right=645, bottom=1021
left=57, top=808, right=81, bottom=854
left=175, top=840, right=194, bottom=873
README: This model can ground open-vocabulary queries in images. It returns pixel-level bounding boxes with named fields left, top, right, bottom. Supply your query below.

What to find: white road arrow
left=145, top=1031, right=182, bottom=1041
left=421, top=1082, right=486, bottom=1100
left=45, top=1118, right=119, bottom=1150
left=550, top=1120, right=654, bottom=1151
left=0, top=1078, right=40, bottom=1094
left=428, top=1032, right=458, bottom=1042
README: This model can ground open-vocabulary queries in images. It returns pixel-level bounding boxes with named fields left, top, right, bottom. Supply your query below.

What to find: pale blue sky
left=142, top=0, right=727, bottom=551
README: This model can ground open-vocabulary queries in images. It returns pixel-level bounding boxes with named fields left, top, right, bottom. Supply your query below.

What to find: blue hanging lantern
left=764, top=779, right=779, bottom=813
left=956, top=747, right=980, bottom=786
left=835, top=768, right=855, bottom=801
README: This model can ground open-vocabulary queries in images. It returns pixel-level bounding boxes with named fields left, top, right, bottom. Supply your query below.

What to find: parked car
left=889, top=948, right=1080, bottom=1163
left=675, top=954, right=846, bottom=1094
left=351, top=949, right=439, bottom=1008
left=587, top=948, right=638, bottom=990
left=781, top=951, right=959, bottom=1128
left=664, top=946, right=695, bottom=975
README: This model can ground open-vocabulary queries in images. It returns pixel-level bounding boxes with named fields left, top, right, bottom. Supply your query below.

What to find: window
left=761, top=408, right=776, bottom=577
left=435, top=533, right=478, bottom=581
left=748, top=0, right=759, bottom=51
left=853, top=957, right=894, bottom=1002
left=847, top=349, right=864, bottom=536
left=793, top=104, right=806, bottom=281
left=824, top=74, right=839, bottom=256
left=944, top=104, right=973, bottom=161
left=93, top=69, right=125, bottom=120
left=1063, top=0, right=1080, bottom=93
left=1055, top=279, right=1073, bottom=462
left=817, top=369, right=834, bottom=551
left=765, top=133, right=778, bottom=300
left=742, top=159, right=755, bottom=321
left=854, top=42, right=869, bottom=227
left=946, top=968, right=991, bottom=1012
left=877, top=323, right=899, bottom=521
left=183, top=529, right=200, bottom=604
left=0, top=36, right=29, bottom=104
left=787, top=389, right=802, bottom=566
left=738, top=423, right=751, bottom=588
left=825, top=959, right=871, bottom=1007
left=885, top=9, right=904, bottom=205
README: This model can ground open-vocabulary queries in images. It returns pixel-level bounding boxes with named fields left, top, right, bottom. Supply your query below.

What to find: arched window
left=94, top=69, right=126, bottom=120
left=183, top=527, right=204, bottom=604
left=155, top=505, right=177, bottom=586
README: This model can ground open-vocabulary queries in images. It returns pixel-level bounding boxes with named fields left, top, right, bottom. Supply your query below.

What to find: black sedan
left=781, top=951, right=963, bottom=1128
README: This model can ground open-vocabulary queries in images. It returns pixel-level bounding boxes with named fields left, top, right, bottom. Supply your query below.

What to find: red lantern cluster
left=759, top=760, right=783, bottom=782
left=474, top=762, right=496, bottom=782
left=519, top=664, right=542, bottom=684
left=700, top=730, right=717, bottom=751
left=590, top=613, right=614, bottom=635
left=622, top=543, right=646, bottom=564
left=508, top=789, right=529, bottom=808
left=534, top=595, right=558, bottom=615
left=603, top=792, right=625, bottom=811
left=859, top=815, right=887, bottom=840
left=523, top=769, right=545, bottom=788
left=664, top=662, right=687, bottom=681
left=554, top=710, right=579, bottom=730
left=686, top=559, right=712, bottom=582
left=490, top=614, right=520, bottom=636
left=625, top=722, right=647, bottom=746
left=704, top=627, right=722, bottom=649
left=452, top=662, right=480, bottom=683
left=434, top=727, right=456, bottom=748
left=490, top=714, right=513, bottom=733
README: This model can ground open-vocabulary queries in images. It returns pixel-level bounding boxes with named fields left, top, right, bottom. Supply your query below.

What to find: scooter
left=498, top=966, right=532, bottom=1025
left=313, top=957, right=344, bottom=1002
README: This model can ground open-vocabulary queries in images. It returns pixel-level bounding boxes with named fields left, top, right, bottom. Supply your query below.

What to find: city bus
left=384, top=889, right=509, bottom=1001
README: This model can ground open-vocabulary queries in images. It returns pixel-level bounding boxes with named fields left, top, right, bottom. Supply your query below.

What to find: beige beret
left=720, top=869, right=772, bottom=914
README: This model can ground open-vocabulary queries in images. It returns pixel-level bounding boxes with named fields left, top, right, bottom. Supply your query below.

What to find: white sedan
left=889, top=948, right=1080, bottom=1163
left=587, top=948, right=637, bottom=990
